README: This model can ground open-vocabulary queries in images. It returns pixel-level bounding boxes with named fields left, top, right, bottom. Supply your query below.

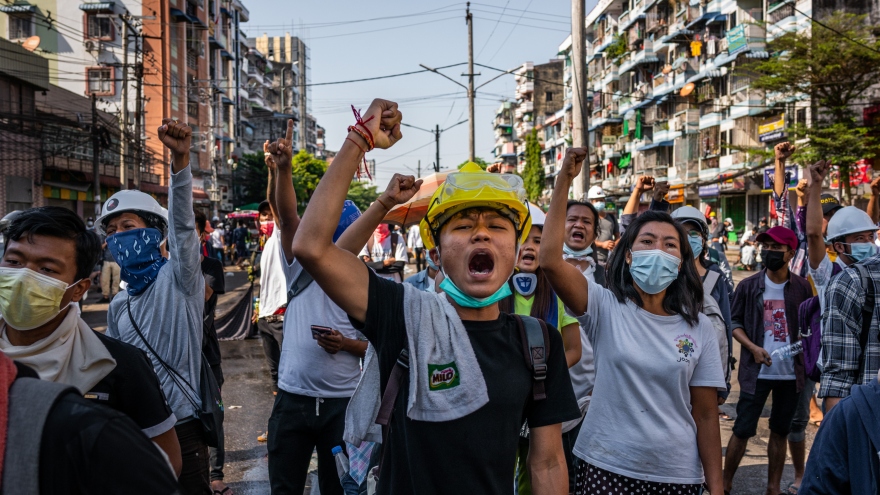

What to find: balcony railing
left=768, top=2, right=795, bottom=24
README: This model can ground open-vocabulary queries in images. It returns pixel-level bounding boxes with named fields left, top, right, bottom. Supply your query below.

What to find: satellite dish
left=680, top=82, right=695, bottom=97
left=22, top=36, right=40, bottom=52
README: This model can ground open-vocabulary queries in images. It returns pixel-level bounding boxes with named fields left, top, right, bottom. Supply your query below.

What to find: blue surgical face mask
left=425, top=253, right=439, bottom=271
left=107, top=228, right=168, bottom=296
left=687, top=234, right=704, bottom=259
left=844, top=242, right=879, bottom=262
left=438, top=271, right=512, bottom=308
left=563, top=244, right=594, bottom=258
left=628, top=249, right=681, bottom=295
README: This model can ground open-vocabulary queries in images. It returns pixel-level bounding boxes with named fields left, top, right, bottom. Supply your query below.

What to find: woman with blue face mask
left=540, top=150, right=726, bottom=495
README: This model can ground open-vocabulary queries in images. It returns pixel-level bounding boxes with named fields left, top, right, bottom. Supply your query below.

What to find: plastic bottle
left=332, top=445, right=350, bottom=479
left=770, top=340, right=803, bottom=360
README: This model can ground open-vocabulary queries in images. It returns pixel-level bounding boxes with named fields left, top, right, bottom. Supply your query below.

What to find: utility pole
left=571, top=0, right=590, bottom=199
left=119, top=18, right=129, bottom=190
left=417, top=160, right=421, bottom=178
left=133, top=31, right=143, bottom=189
left=435, top=124, right=441, bottom=172
left=466, top=2, right=475, bottom=162
left=92, top=94, right=101, bottom=216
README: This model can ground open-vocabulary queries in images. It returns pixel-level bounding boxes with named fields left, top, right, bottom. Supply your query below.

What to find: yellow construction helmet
left=419, top=162, right=531, bottom=251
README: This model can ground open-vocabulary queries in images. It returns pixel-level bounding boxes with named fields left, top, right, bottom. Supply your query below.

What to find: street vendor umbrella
left=381, top=172, right=447, bottom=227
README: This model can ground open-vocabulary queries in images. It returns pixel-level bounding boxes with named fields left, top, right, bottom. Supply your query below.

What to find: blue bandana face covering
left=107, top=228, right=168, bottom=295
left=438, top=271, right=512, bottom=308
left=628, top=249, right=681, bottom=295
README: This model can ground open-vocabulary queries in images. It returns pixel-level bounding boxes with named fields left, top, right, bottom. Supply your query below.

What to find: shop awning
left=687, top=11, right=720, bottom=29
left=79, top=2, right=115, bottom=11
left=635, top=140, right=674, bottom=151
left=0, top=4, right=36, bottom=12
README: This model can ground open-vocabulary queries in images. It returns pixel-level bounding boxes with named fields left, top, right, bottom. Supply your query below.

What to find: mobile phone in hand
left=311, top=325, right=332, bottom=339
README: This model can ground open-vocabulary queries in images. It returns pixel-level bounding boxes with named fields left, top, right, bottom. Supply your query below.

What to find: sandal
left=786, top=481, right=800, bottom=494
left=213, top=489, right=232, bottom=495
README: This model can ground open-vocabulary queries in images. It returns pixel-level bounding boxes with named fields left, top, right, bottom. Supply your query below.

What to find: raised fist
left=266, top=119, right=294, bottom=170
left=357, top=99, right=403, bottom=150
left=635, top=176, right=655, bottom=193
left=774, top=142, right=795, bottom=162
left=158, top=118, right=192, bottom=166
left=380, top=173, right=422, bottom=207
left=560, top=147, right=587, bottom=181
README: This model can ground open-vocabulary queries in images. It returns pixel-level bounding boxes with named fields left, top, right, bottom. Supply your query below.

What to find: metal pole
left=92, top=94, right=101, bottom=215
left=133, top=31, right=143, bottom=189
left=435, top=124, right=441, bottom=172
left=571, top=0, right=589, bottom=198
left=417, top=159, right=421, bottom=178
left=466, top=2, right=475, bottom=162
left=119, top=18, right=129, bottom=190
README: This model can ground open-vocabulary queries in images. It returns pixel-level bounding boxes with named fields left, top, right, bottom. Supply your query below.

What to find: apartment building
left=492, top=101, right=516, bottom=173
left=510, top=60, right=565, bottom=174
left=577, top=0, right=879, bottom=229
left=254, top=33, right=309, bottom=152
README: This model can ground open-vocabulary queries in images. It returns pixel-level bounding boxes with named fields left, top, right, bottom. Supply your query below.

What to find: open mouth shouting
left=468, top=250, right=496, bottom=279
left=519, top=251, right=537, bottom=270
left=568, top=229, right=587, bottom=247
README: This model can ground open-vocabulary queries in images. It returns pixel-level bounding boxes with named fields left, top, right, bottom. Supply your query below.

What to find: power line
left=793, top=7, right=880, bottom=56
left=485, top=0, right=535, bottom=65
left=305, top=63, right=466, bottom=87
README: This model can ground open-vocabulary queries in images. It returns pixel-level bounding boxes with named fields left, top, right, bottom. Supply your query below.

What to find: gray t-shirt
left=595, top=213, right=617, bottom=263
left=572, top=278, right=725, bottom=484
left=277, top=242, right=365, bottom=398
left=107, top=167, right=205, bottom=421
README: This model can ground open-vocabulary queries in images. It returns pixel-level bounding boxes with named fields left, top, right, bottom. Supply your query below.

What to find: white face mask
left=0, top=267, right=79, bottom=331
left=592, top=201, right=606, bottom=212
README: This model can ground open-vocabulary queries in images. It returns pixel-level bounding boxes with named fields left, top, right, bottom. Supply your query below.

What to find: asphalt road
left=82, top=258, right=818, bottom=495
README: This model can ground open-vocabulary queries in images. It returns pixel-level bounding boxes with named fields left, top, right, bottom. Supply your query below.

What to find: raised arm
left=539, top=148, right=591, bottom=315
left=290, top=99, right=412, bottom=323
left=623, top=176, right=654, bottom=216
left=806, top=160, right=832, bottom=270
left=335, top=176, right=416, bottom=255
left=158, top=118, right=202, bottom=296
left=269, top=120, right=300, bottom=263
left=869, top=177, right=880, bottom=224
left=773, top=142, right=795, bottom=198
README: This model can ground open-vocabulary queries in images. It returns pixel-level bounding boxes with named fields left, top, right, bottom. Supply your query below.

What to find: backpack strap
left=854, top=264, right=876, bottom=366
left=702, top=270, right=720, bottom=296
left=375, top=346, right=409, bottom=475
left=3, top=378, right=77, bottom=495
left=286, top=268, right=314, bottom=303
left=513, top=315, right=549, bottom=401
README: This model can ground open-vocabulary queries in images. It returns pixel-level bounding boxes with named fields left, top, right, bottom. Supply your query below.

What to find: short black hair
left=5, top=206, right=101, bottom=281
left=194, top=209, right=207, bottom=234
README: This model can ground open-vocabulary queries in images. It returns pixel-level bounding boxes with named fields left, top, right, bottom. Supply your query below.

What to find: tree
left=235, top=152, right=269, bottom=207
left=457, top=157, right=491, bottom=170
left=522, top=129, right=545, bottom=203
left=291, top=150, right=328, bottom=214
left=743, top=12, right=880, bottom=201
left=346, top=180, right=380, bottom=213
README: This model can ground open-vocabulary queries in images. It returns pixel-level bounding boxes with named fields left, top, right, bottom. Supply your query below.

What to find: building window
left=87, top=67, right=114, bottom=95
left=546, top=91, right=553, bottom=101
left=86, top=14, right=114, bottom=40
left=8, top=15, right=32, bottom=40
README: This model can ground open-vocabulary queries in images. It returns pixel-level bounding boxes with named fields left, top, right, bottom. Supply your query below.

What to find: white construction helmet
left=95, top=189, right=168, bottom=235
left=671, top=205, right=709, bottom=235
left=826, top=206, right=877, bottom=242
left=587, top=185, right=606, bottom=200
left=527, top=202, right=546, bottom=227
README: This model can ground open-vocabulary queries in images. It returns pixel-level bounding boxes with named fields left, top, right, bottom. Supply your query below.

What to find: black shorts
left=732, top=378, right=798, bottom=439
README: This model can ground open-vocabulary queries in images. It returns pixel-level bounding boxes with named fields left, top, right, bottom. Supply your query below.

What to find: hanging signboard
left=719, top=177, right=746, bottom=192
left=602, top=135, right=618, bottom=144
left=764, top=165, right=798, bottom=190
left=758, top=114, right=785, bottom=142
left=726, top=24, right=748, bottom=55
left=699, top=184, right=720, bottom=197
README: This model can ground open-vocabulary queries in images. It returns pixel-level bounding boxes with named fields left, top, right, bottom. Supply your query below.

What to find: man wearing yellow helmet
left=288, top=99, right=578, bottom=495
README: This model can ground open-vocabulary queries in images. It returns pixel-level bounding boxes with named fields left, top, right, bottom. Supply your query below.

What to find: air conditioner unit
left=199, top=41, right=206, bottom=57
left=84, top=40, right=103, bottom=53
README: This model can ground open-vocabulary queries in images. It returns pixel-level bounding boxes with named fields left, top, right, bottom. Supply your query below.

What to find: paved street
left=81, top=258, right=817, bottom=495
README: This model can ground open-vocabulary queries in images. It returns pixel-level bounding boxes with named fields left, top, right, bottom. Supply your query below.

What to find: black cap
left=820, top=194, right=842, bottom=216
left=258, top=200, right=271, bottom=213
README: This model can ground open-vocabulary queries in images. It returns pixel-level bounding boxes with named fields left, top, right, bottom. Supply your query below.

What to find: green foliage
left=457, top=157, right=491, bottom=170
left=291, top=150, right=328, bottom=214
left=739, top=12, right=880, bottom=199
left=235, top=152, right=269, bottom=207
left=346, top=180, right=380, bottom=213
left=605, top=35, right=628, bottom=61
left=522, top=129, right=545, bottom=203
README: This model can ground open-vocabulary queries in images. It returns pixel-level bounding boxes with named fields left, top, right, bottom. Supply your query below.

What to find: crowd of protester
left=3, top=99, right=880, bottom=495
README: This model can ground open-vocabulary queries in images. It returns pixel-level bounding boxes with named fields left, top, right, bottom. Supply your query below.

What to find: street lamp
left=228, top=158, right=238, bottom=209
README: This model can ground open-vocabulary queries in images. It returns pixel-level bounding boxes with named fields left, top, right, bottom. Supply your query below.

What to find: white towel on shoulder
left=344, top=284, right=488, bottom=445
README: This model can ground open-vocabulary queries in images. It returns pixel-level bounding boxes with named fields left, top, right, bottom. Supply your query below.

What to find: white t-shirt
left=759, top=276, right=796, bottom=379
left=407, top=225, right=423, bottom=249
left=808, top=253, right=847, bottom=313
left=567, top=262, right=596, bottom=409
left=571, top=279, right=725, bottom=484
left=277, top=245, right=365, bottom=398
left=210, top=229, right=225, bottom=249
left=359, top=233, right=408, bottom=282
left=259, top=229, right=289, bottom=317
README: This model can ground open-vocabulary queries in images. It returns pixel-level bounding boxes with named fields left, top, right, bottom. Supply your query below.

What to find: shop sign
left=763, top=165, right=798, bottom=190
left=758, top=114, right=785, bottom=142
left=602, top=135, right=618, bottom=144
left=726, top=24, right=748, bottom=55
left=699, top=184, right=720, bottom=197
left=830, top=160, right=873, bottom=189
left=667, top=185, right=685, bottom=204
left=719, top=177, right=745, bottom=192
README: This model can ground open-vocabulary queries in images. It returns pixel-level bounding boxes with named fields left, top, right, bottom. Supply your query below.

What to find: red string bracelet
left=345, top=136, right=373, bottom=181
left=347, top=125, right=374, bottom=151
left=350, top=105, right=375, bottom=148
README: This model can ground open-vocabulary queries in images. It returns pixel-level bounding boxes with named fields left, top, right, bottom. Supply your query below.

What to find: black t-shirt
left=201, top=257, right=226, bottom=367
left=353, top=270, right=579, bottom=495
left=83, top=332, right=175, bottom=437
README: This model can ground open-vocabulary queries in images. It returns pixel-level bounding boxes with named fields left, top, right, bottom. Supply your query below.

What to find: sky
left=245, top=0, right=596, bottom=186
